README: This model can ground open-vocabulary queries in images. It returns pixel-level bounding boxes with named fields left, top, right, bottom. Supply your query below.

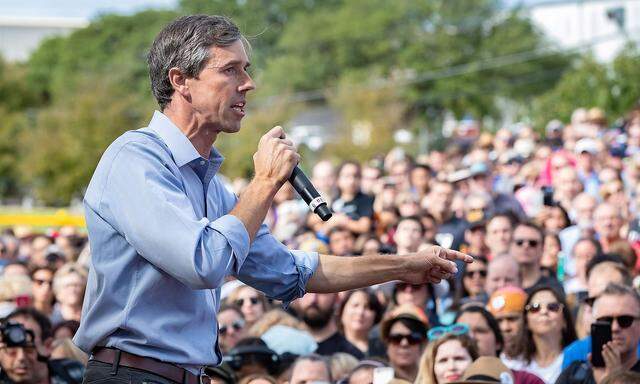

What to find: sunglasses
left=427, top=323, right=469, bottom=341
left=387, top=332, right=425, bottom=345
left=464, top=270, right=487, bottom=278
left=219, top=320, right=245, bottom=335
left=515, top=239, right=539, bottom=248
left=525, top=302, right=563, bottom=314
left=597, top=315, right=640, bottom=329
left=396, top=283, right=423, bottom=292
left=235, top=297, right=259, bottom=307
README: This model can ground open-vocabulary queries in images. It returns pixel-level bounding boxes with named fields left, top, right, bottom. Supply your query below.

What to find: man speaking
left=74, top=15, right=472, bottom=383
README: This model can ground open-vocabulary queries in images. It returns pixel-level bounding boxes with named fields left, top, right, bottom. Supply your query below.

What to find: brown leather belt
left=91, top=347, right=210, bottom=384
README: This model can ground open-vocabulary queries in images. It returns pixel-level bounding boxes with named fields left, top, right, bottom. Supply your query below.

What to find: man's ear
left=168, top=67, right=190, bottom=100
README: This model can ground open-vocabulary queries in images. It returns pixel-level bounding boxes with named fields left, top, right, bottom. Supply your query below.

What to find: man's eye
left=224, top=67, right=237, bottom=74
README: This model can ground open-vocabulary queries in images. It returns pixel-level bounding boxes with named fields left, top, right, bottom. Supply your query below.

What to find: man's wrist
left=251, top=175, right=281, bottom=196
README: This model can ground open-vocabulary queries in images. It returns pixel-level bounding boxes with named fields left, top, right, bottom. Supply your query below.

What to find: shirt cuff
left=208, top=214, right=250, bottom=267
left=283, top=250, right=318, bottom=308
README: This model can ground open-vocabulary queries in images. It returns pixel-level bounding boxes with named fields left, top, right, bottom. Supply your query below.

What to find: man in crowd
left=486, top=286, right=528, bottom=368
left=593, top=203, right=625, bottom=253
left=293, top=293, right=363, bottom=359
left=0, top=308, right=83, bottom=384
left=424, top=180, right=467, bottom=250
left=557, top=284, right=640, bottom=383
left=485, top=254, right=522, bottom=296
left=484, top=214, right=515, bottom=259
left=395, top=216, right=425, bottom=255
left=510, top=222, right=564, bottom=295
left=288, top=354, right=332, bottom=384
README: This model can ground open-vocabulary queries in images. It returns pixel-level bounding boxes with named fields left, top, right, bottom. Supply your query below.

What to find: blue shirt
left=73, top=111, right=318, bottom=372
left=563, top=336, right=640, bottom=369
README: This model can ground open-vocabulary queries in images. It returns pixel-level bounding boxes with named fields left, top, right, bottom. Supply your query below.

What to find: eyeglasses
left=387, top=332, right=425, bottom=345
left=514, top=239, right=539, bottom=248
left=427, top=323, right=469, bottom=341
left=396, top=283, right=423, bottom=292
left=235, top=297, right=259, bottom=307
left=596, top=315, right=640, bottom=329
left=33, top=279, right=52, bottom=286
left=219, top=320, right=245, bottom=335
left=525, top=302, right=563, bottom=314
left=464, top=270, right=487, bottom=278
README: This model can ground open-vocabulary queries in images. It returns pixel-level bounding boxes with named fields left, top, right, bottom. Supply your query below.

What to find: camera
left=0, top=321, right=35, bottom=348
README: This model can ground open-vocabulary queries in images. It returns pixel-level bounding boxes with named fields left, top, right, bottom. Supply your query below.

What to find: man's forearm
left=229, top=177, right=279, bottom=242
left=306, top=254, right=409, bottom=293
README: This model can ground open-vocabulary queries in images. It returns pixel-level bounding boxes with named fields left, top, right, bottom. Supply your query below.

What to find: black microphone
left=289, top=166, right=332, bottom=221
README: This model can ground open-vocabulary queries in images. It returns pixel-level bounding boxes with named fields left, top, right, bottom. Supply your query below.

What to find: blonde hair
left=246, top=309, right=306, bottom=337
left=52, top=263, right=88, bottom=296
left=330, top=352, right=359, bottom=382
left=0, top=275, right=32, bottom=302
left=414, top=334, right=479, bottom=384
left=51, top=338, right=88, bottom=365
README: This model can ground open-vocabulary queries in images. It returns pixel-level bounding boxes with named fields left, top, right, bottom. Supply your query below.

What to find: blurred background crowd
left=4, top=104, right=640, bottom=383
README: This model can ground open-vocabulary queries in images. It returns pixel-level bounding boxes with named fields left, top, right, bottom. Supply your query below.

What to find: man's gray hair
left=598, top=283, right=640, bottom=313
left=147, top=15, right=245, bottom=110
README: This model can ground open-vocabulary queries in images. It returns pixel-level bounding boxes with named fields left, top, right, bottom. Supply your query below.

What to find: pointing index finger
left=444, top=249, right=474, bottom=264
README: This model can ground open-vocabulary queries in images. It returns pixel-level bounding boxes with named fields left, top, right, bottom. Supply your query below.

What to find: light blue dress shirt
left=73, top=111, right=318, bottom=372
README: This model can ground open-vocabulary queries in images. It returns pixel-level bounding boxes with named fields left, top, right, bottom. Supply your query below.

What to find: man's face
left=456, top=312, right=498, bottom=357
left=410, top=167, right=430, bottom=192
left=289, top=360, right=331, bottom=384
left=573, top=241, right=598, bottom=278
left=510, top=226, right=542, bottom=266
left=494, top=312, right=524, bottom=354
left=573, top=195, right=597, bottom=225
left=184, top=40, right=255, bottom=134
left=386, top=321, right=424, bottom=369
left=297, top=293, right=336, bottom=330
left=428, top=183, right=454, bottom=216
left=329, top=230, right=355, bottom=256
left=312, top=162, right=336, bottom=194
left=485, top=259, right=520, bottom=295
left=0, top=316, right=49, bottom=383
left=395, top=220, right=423, bottom=253
left=485, top=217, right=512, bottom=255
left=593, top=205, right=622, bottom=240
left=554, top=167, right=582, bottom=199
left=31, top=269, right=54, bottom=304
left=593, top=294, right=640, bottom=357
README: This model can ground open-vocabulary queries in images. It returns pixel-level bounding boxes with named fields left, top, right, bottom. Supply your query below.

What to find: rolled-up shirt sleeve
left=97, top=139, right=250, bottom=289
left=235, top=223, right=318, bottom=305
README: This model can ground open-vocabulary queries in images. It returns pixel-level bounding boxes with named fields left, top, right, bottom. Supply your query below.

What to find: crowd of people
left=2, top=105, right=640, bottom=383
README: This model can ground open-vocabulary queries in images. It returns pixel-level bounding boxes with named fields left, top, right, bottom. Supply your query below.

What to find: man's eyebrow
left=215, top=59, right=251, bottom=68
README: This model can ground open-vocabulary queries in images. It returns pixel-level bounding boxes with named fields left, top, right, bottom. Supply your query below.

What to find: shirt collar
left=148, top=111, right=224, bottom=171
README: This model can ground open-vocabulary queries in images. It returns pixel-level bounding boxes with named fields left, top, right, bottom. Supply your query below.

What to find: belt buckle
left=199, top=367, right=210, bottom=384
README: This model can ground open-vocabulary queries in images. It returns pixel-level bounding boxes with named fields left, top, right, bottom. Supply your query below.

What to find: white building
left=519, top=0, right=640, bottom=61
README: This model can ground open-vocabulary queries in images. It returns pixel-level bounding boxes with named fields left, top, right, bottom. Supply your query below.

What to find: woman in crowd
left=520, top=286, right=576, bottom=383
left=337, top=289, right=384, bottom=356
left=454, top=304, right=502, bottom=357
left=218, top=304, right=246, bottom=353
left=50, top=262, right=87, bottom=326
left=452, top=257, right=488, bottom=309
left=381, top=304, right=430, bottom=382
left=228, top=285, right=269, bottom=328
left=414, top=331, right=479, bottom=384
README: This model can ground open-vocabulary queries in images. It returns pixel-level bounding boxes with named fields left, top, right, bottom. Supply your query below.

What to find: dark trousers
left=83, top=360, right=177, bottom=384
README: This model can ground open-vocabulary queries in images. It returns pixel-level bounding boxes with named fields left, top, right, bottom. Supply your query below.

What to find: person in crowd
left=394, top=216, right=425, bottom=255
left=557, top=284, right=640, bottom=384
left=30, top=266, right=55, bottom=318
left=0, top=307, right=84, bottom=383
left=239, top=374, right=278, bottom=384
left=559, top=193, right=598, bottom=267
left=414, top=332, right=479, bottom=384
left=381, top=304, right=430, bottom=382
left=485, top=254, right=522, bottom=296
left=486, top=286, right=528, bottom=368
left=328, top=227, right=357, bottom=257
left=410, top=163, right=432, bottom=200
left=593, top=203, right=625, bottom=253
left=343, top=359, right=389, bottom=384
left=563, top=238, right=601, bottom=296
left=228, top=285, right=269, bottom=328
left=461, top=221, right=489, bottom=259
left=510, top=222, right=564, bottom=295
left=52, top=320, right=80, bottom=341
left=329, top=161, right=375, bottom=235
left=294, top=293, right=364, bottom=359
left=218, top=304, right=246, bottom=353
left=553, top=167, right=584, bottom=214
left=423, top=180, right=467, bottom=250
left=454, top=304, right=503, bottom=357
left=520, top=286, right=577, bottom=383
left=337, top=289, right=384, bottom=356
left=562, top=258, right=633, bottom=369
left=288, top=354, right=333, bottom=384
left=50, top=263, right=87, bottom=327
left=329, top=353, right=359, bottom=383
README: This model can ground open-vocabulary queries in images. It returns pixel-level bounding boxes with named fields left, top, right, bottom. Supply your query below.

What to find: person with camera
left=556, top=283, right=640, bottom=384
left=0, top=308, right=83, bottom=384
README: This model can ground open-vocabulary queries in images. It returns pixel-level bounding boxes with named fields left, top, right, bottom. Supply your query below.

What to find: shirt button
left=200, top=160, right=206, bottom=166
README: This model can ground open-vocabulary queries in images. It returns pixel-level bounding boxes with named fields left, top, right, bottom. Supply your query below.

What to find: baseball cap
left=450, top=356, right=514, bottom=384
left=486, top=287, right=527, bottom=316
left=574, top=138, right=598, bottom=155
left=380, top=303, right=429, bottom=340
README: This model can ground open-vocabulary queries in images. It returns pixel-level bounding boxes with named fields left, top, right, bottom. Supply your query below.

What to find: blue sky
left=0, top=0, right=178, bottom=19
